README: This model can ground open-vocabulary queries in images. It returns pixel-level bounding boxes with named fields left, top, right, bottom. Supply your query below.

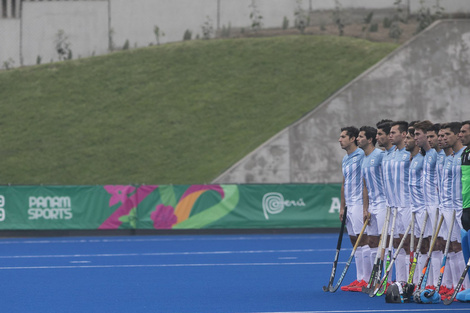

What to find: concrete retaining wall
left=21, top=1, right=109, bottom=66
left=0, top=19, right=20, bottom=67
left=213, top=20, right=470, bottom=184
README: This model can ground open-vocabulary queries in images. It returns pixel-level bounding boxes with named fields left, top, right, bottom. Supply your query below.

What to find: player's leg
left=429, top=207, right=445, bottom=288
left=342, top=204, right=364, bottom=291
left=395, top=206, right=411, bottom=282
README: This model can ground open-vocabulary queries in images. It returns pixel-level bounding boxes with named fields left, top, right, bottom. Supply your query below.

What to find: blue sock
left=461, top=229, right=470, bottom=262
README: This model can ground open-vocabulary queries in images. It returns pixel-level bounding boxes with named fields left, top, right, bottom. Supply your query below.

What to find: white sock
left=362, top=245, right=372, bottom=281
left=431, top=250, right=443, bottom=286
left=355, top=246, right=364, bottom=282
left=449, top=252, right=460, bottom=289
left=396, top=249, right=406, bottom=282
left=427, top=256, right=434, bottom=288
left=370, top=247, right=378, bottom=268
left=443, top=252, right=454, bottom=289
left=405, top=254, right=410, bottom=282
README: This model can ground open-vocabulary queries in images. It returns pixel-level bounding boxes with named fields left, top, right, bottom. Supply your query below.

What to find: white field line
left=0, top=248, right=350, bottom=259
left=0, top=261, right=337, bottom=270
left=263, top=310, right=470, bottom=313
left=0, top=235, right=340, bottom=245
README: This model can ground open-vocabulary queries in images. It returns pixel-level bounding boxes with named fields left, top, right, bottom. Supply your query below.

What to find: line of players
left=339, top=120, right=470, bottom=300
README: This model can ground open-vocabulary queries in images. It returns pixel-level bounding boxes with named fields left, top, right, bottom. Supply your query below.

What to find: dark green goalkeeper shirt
left=463, top=146, right=470, bottom=210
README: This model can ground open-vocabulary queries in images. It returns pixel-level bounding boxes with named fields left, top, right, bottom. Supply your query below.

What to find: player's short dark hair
left=429, top=123, right=440, bottom=135
left=341, top=126, right=359, bottom=145
left=414, top=120, right=433, bottom=132
left=360, top=126, right=377, bottom=146
left=409, top=120, right=420, bottom=128
left=376, top=120, right=393, bottom=135
left=408, top=127, right=415, bottom=137
left=441, top=122, right=462, bottom=135
left=462, top=120, right=470, bottom=127
left=391, top=121, right=409, bottom=134
left=376, top=119, right=393, bottom=126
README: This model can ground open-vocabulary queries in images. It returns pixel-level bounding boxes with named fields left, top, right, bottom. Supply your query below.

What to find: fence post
left=217, top=0, right=220, bottom=30
left=19, top=0, right=23, bottom=66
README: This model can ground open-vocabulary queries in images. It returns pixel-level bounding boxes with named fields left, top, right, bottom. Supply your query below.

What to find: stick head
left=386, top=282, right=415, bottom=303
left=419, top=289, right=441, bottom=304
left=385, top=283, right=403, bottom=303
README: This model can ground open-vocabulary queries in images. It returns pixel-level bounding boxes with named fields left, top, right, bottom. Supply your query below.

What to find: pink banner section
left=99, top=185, right=158, bottom=229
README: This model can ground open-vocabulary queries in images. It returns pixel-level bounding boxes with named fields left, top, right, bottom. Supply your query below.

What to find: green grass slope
left=0, top=35, right=397, bottom=185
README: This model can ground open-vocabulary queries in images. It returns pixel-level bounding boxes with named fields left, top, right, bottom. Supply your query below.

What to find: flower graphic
left=151, top=204, right=177, bottom=229
left=104, top=185, right=136, bottom=206
left=118, top=207, right=138, bottom=229
left=100, top=185, right=158, bottom=229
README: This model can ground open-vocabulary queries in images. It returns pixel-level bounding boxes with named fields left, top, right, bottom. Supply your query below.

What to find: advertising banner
left=0, top=184, right=341, bottom=230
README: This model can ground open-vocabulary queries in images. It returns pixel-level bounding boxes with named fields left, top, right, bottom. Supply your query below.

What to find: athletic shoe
left=349, top=280, right=368, bottom=292
left=444, top=288, right=455, bottom=297
left=438, top=286, right=450, bottom=295
left=340, top=280, right=359, bottom=291
left=440, top=288, right=455, bottom=300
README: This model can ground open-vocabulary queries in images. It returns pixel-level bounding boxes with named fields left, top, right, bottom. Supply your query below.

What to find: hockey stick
left=329, top=215, right=370, bottom=293
left=417, top=214, right=444, bottom=290
left=408, top=210, right=429, bottom=284
left=373, top=207, right=397, bottom=296
left=323, top=206, right=348, bottom=292
left=424, top=210, right=455, bottom=299
left=362, top=206, right=391, bottom=294
left=409, top=212, right=415, bottom=276
left=370, top=218, right=412, bottom=297
left=443, top=243, right=470, bottom=305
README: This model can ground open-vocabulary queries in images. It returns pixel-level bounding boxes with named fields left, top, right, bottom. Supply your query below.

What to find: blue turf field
left=0, top=233, right=468, bottom=313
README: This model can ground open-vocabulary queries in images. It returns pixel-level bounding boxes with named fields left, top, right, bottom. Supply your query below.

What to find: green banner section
left=0, top=184, right=341, bottom=230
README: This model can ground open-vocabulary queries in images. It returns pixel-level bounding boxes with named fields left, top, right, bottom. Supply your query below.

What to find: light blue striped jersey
left=391, top=147, right=411, bottom=208
left=440, top=154, right=454, bottom=210
left=423, top=148, right=438, bottom=207
left=452, top=147, right=465, bottom=209
left=362, top=148, right=386, bottom=208
left=409, top=153, right=425, bottom=212
left=342, top=147, right=364, bottom=207
left=382, top=146, right=396, bottom=207
left=436, top=149, right=446, bottom=206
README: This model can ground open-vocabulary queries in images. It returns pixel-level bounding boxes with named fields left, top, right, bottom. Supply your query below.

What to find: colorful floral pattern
left=150, top=204, right=178, bottom=229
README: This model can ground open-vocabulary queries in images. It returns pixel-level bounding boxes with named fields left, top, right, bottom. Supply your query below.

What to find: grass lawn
left=0, top=35, right=398, bottom=185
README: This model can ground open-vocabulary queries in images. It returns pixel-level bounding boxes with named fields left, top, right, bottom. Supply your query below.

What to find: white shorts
left=456, top=207, right=463, bottom=231
left=346, top=204, right=364, bottom=236
left=367, top=204, right=387, bottom=237
left=387, top=207, right=400, bottom=238
left=440, top=209, right=462, bottom=242
left=413, top=210, right=433, bottom=238
left=396, top=206, right=412, bottom=236
left=426, top=206, right=441, bottom=237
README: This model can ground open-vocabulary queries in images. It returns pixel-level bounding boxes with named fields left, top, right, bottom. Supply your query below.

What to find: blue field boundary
left=0, top=233, right=467, bottom=313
